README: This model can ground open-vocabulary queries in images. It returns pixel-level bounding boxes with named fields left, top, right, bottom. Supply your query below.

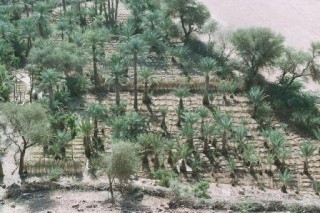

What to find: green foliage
left=193, top=180, right=210, bottom=199
left=279, top=169, right=293, bottom=192
left=48, top=165, right=62, bottom=181
left=231, top=27, right=284, bottom=88
left=65, top=75, right=90, bottom=97
left=0, top=64, right=11, bottom=102
left=109, top=112, right=146, bottom=140
left=153, top=169, right=178, bottom=188
left=164, top=0, right=210, bottom=42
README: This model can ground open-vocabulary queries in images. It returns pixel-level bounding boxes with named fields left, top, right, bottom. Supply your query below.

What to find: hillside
left=0, top=0, right=320, bottom=212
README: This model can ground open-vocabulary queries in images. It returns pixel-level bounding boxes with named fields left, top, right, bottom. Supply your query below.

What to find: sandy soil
left=0, top=178, right=319, bottom=213
left=199, top=0, right=320, bottom=50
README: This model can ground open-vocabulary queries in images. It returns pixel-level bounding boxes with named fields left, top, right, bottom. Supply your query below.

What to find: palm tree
left=139, top=68, right=154, bottom=106
left=122, top=37, right=149, bottom=111
left=214, top=109, right=233, bottom=152
left=196, top=107, right=209, bottom=136
left=279, top=169, right=293, bottom=193
left=85, top=28, right=109, bottom=92
left=173, top=87, right=190, bottom=127
left=87, top=103, right=107, bottom=142
left=39, top=69, right=64, bottom=110
left=159, top=107, right=169, bottom=136
left=50, top=130, right=71, bottom=160
left=300, top=140, right=316, bottom=174
left=199, top=57, right=215, bottom=106
left=181, top=112, right=199, bottom=148
left=19, top=17, right=36, bottom=56
left=79, top=119, right=94, bottom=159
left=108, top=62, right=125, bottom=106
left=33, top=1, right=52, bottom=38
left=56, top=19, right=69, bottom=41
left=247, top=86, right=268, bottom=118
left=243, top=143, right=259, bottom=173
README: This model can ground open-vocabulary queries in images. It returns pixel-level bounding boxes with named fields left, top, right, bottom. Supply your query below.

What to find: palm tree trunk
left=115, top=78, right=120, bottom=106
left=24, top=3, right=29, bottom=17
left=93, top=118, right=98, bottom=139
left=62, top=0, right=66, bottom=13
left=92, top=44, right=99, bottom=92
left=133, top=53, right=138, bottom=111
left=49, top=85, right=54, bottom=110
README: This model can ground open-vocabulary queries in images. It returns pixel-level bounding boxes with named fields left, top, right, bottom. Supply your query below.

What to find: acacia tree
left=277, top=45, right=320, bottom=93
left=164, top=0, right=210, bottom=42
left=0, top=103, right=51, bottom=176
left=98, top=141, right=140, bottom=202
left=122, top=37, right=149, bottom=111
left=231, top=27, right=284, bottom=88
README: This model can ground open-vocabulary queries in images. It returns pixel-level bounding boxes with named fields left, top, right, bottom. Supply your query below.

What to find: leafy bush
left=109, top=112, right=146, bottom=140
left=153, top=169, right=178, bottom=188
left=193, top=180, right=210, bottom=199
left=65, top=75, right=90, bottom=97
left=48, top=165, right=62, bottom=181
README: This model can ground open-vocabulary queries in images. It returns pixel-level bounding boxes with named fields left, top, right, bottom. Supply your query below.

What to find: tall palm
left=108, top=62, right=125, bottom=106
left=56, top=19, right=69, bottom=41
left=173, top=87, right=190, bottom=127
left=87, top=103, right=107, bottom=141
left=85, top=28, right=109, bottom=92
left=300, top=140, right=316, bottom=174
left=39, top=69, right=64, bottom=110
left=33, top=1, right=51, bottom=38
left=79, top=119, right=94, bottom=159
left=19, top=17, right=36, bottom=56
left=139, top=68, right=154, bottom=106
left=199, top=57, right=215, bottom=105
left=122, top=37, right=149, bottom=111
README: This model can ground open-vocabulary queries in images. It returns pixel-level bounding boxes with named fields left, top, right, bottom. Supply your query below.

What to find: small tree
left=165, top=0, right=210, bottom=42
left=279, top=169, right=293, bottom=193
left=173, top=87, right=189, bottom=127
left=79, top=119, right=94, bottom=160
left=247, top=86, right=268, bottom=118
left=99, top=141, right=141, bottom=202
left=199, top=57, right=215, bottom=106
left=0, top=103, right=51, bottom=175
left=300, top=140, right=316, bottom=174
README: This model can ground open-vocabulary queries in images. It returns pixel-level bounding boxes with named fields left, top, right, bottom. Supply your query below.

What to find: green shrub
left=153, top=169, right=178, bottom=188
left=65, top=75, right=90, bottom=97
left=193, top=180, right=210, bottom=199
left=48, top=165, right=62, bottom=181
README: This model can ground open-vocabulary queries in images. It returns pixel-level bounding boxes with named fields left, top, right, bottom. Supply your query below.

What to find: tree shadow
left=15, top=190, right=57, bottom=212
left=118, top=196, right=151, bottom=212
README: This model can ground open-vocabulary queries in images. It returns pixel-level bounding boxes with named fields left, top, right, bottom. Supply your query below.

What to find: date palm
left=139, top=68, right=154, bottom=106
left=279, top=169, right=293, bottom=193
left=121, top=37, right=149, bottom=111
left=108, top=62, right=125, bottom=106
left=87, top=103, right=107, bottom=141
left=79, top=119, right=94, bottom=159
left=39, top=69, right=64, bottom=110
left=300, top=140, right=316, bottom=174
left=85, top=28, right=109, bottom=92
left=199, top=57, right=215, bottom=106
left=173, top=87, right=190, bottom=127
left=248, top=86, right=268, bottom=118
left=18, top=17, right=36, bottom=56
